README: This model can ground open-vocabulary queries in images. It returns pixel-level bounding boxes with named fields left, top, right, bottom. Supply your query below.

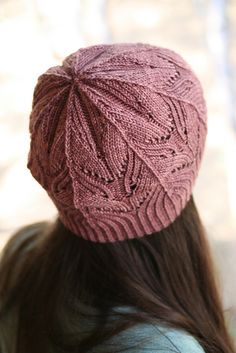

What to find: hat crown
left=27, top=43, right=207, bottom=242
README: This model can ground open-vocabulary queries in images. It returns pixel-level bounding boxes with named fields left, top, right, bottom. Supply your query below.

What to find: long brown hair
left=0, top=195, right=235, bottom=353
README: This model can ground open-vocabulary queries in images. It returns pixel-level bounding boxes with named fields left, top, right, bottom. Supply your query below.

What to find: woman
left=0, top=43, right=235, bottom=353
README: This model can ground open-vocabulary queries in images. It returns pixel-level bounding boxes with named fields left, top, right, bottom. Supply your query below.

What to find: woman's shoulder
left=76, top=301, right=206, bottom=353
left=116, top=321, right=206, bottom=353
left=150, top=324, right=205, bottom=353
left=99, top=304, right=205, bottom=353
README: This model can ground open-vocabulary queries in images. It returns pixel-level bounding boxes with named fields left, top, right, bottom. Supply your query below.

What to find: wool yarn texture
left=27, top=42, right=208, bottom=243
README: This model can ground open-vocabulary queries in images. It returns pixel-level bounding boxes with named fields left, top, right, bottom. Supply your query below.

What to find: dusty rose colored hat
left=27, top=42, right=207, bottom=243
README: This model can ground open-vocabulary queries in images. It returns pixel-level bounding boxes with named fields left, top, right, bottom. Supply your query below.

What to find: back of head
left=0, top=43, right=235, bottom=353
left=27, top=42, right=207, bottom=242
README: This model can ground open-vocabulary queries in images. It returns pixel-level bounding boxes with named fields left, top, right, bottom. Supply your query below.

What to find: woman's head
left=1, top=43, right=234, bottom=353
left=27, top=42, right=207, bottom=243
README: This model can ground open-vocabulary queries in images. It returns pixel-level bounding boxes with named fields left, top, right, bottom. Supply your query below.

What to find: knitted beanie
left=27, top=42, right=207, bottom=243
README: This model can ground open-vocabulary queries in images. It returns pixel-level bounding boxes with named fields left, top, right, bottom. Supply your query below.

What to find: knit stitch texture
left=27, top=42, right=208, bottom=242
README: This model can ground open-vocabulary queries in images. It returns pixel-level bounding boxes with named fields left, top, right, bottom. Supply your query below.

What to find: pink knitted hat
left=27, top=42, right=207, bottom=243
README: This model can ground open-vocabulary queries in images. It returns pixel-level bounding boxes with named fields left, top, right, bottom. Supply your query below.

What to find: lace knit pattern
left=27, top=43, right=207, bottom=242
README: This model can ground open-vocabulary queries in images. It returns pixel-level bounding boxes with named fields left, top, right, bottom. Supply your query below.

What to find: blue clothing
left=75, top=300, right=206, bottom=353
left=96, top=322, right=205, bottom=353
left=0, top=225, right=206, bottom=353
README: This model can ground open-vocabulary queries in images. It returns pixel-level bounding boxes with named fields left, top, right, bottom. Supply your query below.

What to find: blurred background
left=0, top=0, right=236, bottom=340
